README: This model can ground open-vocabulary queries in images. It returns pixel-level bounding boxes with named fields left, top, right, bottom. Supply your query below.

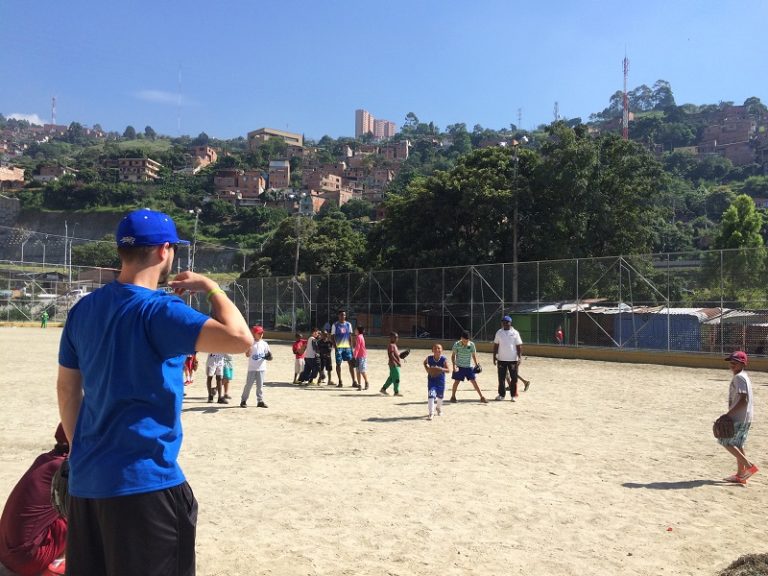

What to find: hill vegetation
left=2, top=81, right=767, bottom=278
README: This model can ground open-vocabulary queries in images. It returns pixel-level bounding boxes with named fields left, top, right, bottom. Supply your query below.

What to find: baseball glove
left=473, top=364, right=483, bottom=374
left=713, top=414, right=734, bottom=439
left=51, top=459, right=70, bottom=518
left=399, top=349, right=410, bottom=359
left=264, top=351, right=273, bottom=361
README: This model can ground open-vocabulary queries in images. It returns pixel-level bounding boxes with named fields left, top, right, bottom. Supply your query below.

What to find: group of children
left=185, top=319, right=525, bottom=422
left=293, top=326, right=369, bottom=389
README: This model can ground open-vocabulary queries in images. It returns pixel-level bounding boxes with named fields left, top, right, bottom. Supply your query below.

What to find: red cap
left=725, top=351, right=748, bottom=365
left=251, top=325, right=264, bottom=335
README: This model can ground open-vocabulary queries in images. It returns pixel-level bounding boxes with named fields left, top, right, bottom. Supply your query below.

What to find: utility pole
left=622, top=55, right=630, bottom=140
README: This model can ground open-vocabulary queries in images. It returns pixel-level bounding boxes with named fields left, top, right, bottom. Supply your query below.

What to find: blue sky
left=1, top=0, right=765, bottom=140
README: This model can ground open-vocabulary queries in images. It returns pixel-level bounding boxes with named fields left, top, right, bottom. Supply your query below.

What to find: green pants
left=382, top=365, right=400, bottom=394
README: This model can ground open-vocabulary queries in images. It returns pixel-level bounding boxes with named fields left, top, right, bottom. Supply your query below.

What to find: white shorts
left=294, top=358, right=305, bottom=373
left=206, top=355, right=225, bottom=377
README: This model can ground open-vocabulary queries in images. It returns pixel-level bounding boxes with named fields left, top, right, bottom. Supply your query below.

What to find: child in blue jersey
left=424, top=343, right=451, bottom=420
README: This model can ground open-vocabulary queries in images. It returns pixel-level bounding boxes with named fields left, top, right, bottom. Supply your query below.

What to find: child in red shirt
left=292, top=333, right=307, bottom=384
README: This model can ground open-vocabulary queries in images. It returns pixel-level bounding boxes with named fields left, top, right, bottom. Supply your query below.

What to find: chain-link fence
left=3, top=247, right=767, bottom=356
left=234, top=249, right=768, bottom=356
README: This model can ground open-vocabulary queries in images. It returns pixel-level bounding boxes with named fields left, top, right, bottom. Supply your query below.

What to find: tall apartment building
left=374, top=119, right=397, bottom=140
left=355, top=109, right=374, bottom=138
left=355, top=109, right=397, bottom=140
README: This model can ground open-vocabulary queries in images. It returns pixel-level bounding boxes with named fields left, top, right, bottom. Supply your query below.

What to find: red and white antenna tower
left=51, top=96, right=57, bottom=126
left=622, top=55, right=629, bottom=140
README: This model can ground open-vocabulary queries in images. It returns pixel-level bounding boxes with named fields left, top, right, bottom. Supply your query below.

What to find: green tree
left=710, top=194, right=766, bottom=298
left=123, top=125, right=137, bottom=139
left=71, top=235, right=121, bottom=268
left=144, top=125, right=157, bottom=140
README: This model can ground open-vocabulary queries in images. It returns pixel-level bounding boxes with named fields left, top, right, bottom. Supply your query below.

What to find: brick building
left=114, top=158, right=162, bottom=182
left=268, top=160, right=291, bottom=189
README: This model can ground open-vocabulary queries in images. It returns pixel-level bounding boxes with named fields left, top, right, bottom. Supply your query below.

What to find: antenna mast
left=51, top=96, right=56, bottom=125
left=622, top=55, right=630, bottom=140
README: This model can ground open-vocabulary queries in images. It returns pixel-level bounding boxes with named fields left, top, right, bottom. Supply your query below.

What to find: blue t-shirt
left=332, top=321, right=353, bottom=348
left=58, top=281, right=209, bottom=498
left=427, top=355, right=448, bottom=388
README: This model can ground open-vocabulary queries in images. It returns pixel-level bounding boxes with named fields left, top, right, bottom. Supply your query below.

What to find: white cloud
left=134, top=90, right=197, bottom=106
left=8, top=113, right=45, bottom=125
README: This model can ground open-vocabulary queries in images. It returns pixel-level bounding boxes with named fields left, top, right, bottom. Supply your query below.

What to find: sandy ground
left=0, top=326, right=765, bottom=576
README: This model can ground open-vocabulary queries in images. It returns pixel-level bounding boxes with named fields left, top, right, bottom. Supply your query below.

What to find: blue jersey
left=427, top=355, right=448, bottom=388
left=59, top=281, right=208, bottom=498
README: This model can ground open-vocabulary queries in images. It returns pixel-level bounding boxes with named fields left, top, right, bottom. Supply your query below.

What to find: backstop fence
left=3, top=247, right=767, bottom=356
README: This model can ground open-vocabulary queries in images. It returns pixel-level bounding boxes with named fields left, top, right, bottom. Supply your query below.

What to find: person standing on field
left=493, top=315, right=524, bottom=401
left=719, top=351, right=759, bottom=484
left=331, top=309, right=356, bottom=388
left=57, top=209, right=252, bottom=576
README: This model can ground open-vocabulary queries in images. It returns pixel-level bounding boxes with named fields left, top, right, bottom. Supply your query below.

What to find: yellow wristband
left=206, top=288, right=226, bottom=302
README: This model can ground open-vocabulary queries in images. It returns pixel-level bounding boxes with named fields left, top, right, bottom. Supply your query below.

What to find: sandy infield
left=0, top=326, right=765, bottom=576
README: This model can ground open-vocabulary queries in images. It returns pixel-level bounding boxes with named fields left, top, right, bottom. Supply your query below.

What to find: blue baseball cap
left=116, top=209, right=190, bottom=247
left=502, top=315, right=512, bottom=322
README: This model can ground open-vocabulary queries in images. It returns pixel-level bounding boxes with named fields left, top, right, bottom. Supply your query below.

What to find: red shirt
left=0, top=451, right=67, bottom=575
left=292, top=339, right=307, bottom=359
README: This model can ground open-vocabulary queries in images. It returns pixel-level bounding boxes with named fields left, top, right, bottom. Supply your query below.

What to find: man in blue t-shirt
left=57, top=209, right=252, bottom=576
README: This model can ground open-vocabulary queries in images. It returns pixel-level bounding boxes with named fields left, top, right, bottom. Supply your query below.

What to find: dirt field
left=0, top=326, right=765, bottom=576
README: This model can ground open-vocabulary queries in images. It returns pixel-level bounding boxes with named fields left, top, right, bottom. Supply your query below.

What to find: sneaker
left=511, top=397, right=516, bottom=402
left=207, top=394, right=214, bottom=403
left=394, top=393, right=403, bottom=397
left=364, top=384, right=369, bottom=390
left=524, top=380, right=531, bottom=392
left=336, top=383, right=343, bottom=388
left=449, top=397, right=457, bottom=403
left=240, top=401, right=247, bottom=408
left=257, top=401, right=268, bottom=408
left=327, top=381, right=336, bottom=386
left=740, top=465, right=759, bottom=480
left=495, top=395, right=504, bottom=401
left=436, top=409, right=442, bottom=416
left=217, top=397, right=229, bottom=404
left=427, top=414, right=433, bottom=421
left=224, top=394, right=232, bottom=400
left=379, top=388, right=389, bottom=395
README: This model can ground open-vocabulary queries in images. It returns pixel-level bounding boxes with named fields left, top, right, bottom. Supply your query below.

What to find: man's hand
left=168, top=271, right=218, bottom=297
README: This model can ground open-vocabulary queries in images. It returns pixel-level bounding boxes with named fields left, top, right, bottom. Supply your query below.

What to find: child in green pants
left=380, top=332, right=403, bottom=396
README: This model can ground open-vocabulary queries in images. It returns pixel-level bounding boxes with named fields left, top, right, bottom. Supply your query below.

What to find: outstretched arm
left=169, top=271, right=252, bottom=354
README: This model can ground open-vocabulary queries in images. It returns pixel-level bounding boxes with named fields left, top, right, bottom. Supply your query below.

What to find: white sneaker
left=495, top=395, right=504, bottom=401
left=510, top=397, right=516, bottom=402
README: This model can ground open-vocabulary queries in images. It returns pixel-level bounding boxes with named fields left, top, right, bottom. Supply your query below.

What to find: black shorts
left=67, top=482, right=197, bottom=576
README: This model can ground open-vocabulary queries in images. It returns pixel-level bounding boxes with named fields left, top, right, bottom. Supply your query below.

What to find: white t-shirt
left=304, top=336, right=317, bottom=359
left=493, top=327, right=523, bottom=361
left=729, top=370, right=753, bottom=424
left=247, top=340, right=271, bottom=372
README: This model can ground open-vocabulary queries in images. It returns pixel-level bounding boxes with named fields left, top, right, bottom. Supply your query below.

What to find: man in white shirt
left=492, top=315, right=523, bottom=402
